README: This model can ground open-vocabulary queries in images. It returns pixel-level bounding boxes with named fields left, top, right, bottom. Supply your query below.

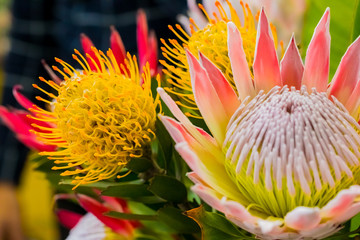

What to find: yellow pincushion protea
left=29, top=48, right=160, bottom=188
left=161, top=0, right=278, bottom=117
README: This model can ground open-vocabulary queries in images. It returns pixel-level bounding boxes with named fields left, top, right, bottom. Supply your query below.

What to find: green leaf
left=158, top=206, right=200, bottom=234
left=148, top=175, right=187, bottom=202
left=101, top=183, right=153, bottom=198
left=301, top=0, right=359, bottom=78
left=154, top=119, right=173, bottom=170
left=105, top=211, right=157, bottom=221
left=59, top=178, right=134, bottom=190
left=351, top=213, right=360, bottom=231
left=324, top=225, right=360, bottom=239
left=29, top=153, right=48, bottom=163
left=126, top=158, right=153, bottom=173
left=129, top=202, right=175, bottom=236
left=351, top=0, right=360, bottom=41
left=186, top=206, right=255, bottom=240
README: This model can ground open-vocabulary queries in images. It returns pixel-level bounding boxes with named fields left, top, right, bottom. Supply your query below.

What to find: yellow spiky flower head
left=29, top=48, right=160, bottom=188
left=161, top=0, right=279, bottom=118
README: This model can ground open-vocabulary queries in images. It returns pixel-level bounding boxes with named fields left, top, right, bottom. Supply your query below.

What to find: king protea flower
left=158, top=8, right=360, bottom=239
left=27, top=48, right=160, bottom=189
left=161, top=0, right=281, bottom=118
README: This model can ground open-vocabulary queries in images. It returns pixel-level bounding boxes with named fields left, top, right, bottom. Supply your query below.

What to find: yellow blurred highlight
left=16, top=158, right=59, bottom=240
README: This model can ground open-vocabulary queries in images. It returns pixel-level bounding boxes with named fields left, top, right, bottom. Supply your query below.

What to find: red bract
left=0, top=85, right=56, bottom=152
left=81, top=9, right=158, bottom=77
left=77, top=194, right=140, bottom=237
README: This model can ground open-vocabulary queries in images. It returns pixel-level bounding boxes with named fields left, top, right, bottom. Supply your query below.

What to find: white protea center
left=223, top=86, right=360, bottom=218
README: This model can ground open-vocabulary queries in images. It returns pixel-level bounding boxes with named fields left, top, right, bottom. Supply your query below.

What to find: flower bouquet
left=1, top=1, right=360, bottom=239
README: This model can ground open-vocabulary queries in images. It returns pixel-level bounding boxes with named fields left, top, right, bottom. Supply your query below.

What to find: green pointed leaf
left=126, top=157, right=153, bottom=173
left=351, top=213, right=360, bottom=231
left=148, top=175, right=187, bottom=202
left=60, top=178, right=128, bottom=190
left=158, top=206, right=200, bottom=234
left=351, top=0, right=360, bottom=41
left=105, top=211, right=157, bottom=221
left=301, top=0, right=359, bottom=78
left=129, top=202, right=175, bottom=236
left=154, top=119, right=173, bottom=170
left=101, top=183, right=153, bottom=198
left=186, top=206, right=255, bottom=240
left=30, top=153, right=48, bottom=163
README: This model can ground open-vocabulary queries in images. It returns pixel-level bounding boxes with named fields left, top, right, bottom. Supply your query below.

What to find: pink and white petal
left=137, top=9, right=148, bottom=69
left=284, top=206, right=321, bottom=231
left=187, top=0, right=208, bottom=29
left=227, top=22, right=255, bottom=100
left=222, top=208, right=289, bottom=239
left=77, top=194, right=134, bottom=237
left=221, top=200, right=259, bottom=224
left=344, top=78, right=360, bottom=120
left=302, top=8, right=330, bottom=92
left=299, top=223, right=341, bottom=239
left=158, top=88, right=217, bottom=149
left=191, top=183, right=226, bottom=212
left=159, top=115, right=216, bottom=146
left=66, top=213, right=106, bottom=240
left=203, top=0, right=220, bottom=22
left=13, top=85, right=35, bottom=110
left=331, top=202, right=360, bottom=223
left=186, top=172, right=206, bottom=186
left=253, top=8, right=281, bottom=92
left=177, top=14, right=192, bottom=34
left=199, top=52, right=240, bottom=117
left=158, top=88, right=190, bottom=125
left=258, top=231, right=300, bottom=240
left=110, top=26, right=127, bottom=70
left=257, top=219, right=284, bottom=235
left=320, top=185, right=360, bottom=219
left=328, top=36, right=360, bottom=104
left=187, top=49, right=229, bottom=144
left=280, top=35, right=304, bottom=89
left=160, top=115, right=191, bottom=144
left=191, top=183, right=259, bottom=226
left=175, top=142, right=243, bottom=202
left=161, top=115, right=227, bottom=184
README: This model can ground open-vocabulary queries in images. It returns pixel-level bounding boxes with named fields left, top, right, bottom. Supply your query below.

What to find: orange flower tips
left=29, top=47, right=161, bottom=188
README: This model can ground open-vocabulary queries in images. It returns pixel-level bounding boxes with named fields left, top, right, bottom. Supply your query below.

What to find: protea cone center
left=161, top=1, right=278, bottom=117
left=30, top=48, right=159, bottom=188
left=159, top=8, right=360, bottom=239
left=224, top=86, right=360, bottom=219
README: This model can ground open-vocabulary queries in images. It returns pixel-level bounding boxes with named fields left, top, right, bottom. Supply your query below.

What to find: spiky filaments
left=223, top=86, right=360, bottom=218
left=29, top=48, right=160, bottom=189
left=160, top=1, right=261, bottom=118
